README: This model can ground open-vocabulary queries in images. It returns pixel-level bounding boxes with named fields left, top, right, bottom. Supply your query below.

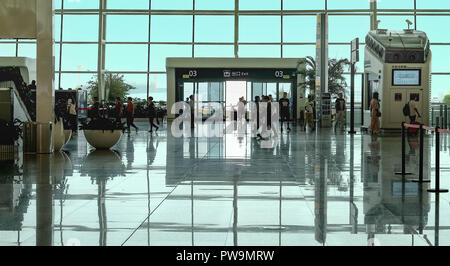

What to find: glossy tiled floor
left=1, top=121, right=450, bottom=246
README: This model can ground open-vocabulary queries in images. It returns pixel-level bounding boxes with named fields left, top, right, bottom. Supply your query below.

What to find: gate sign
left=0, top=0, right=37, bottom=39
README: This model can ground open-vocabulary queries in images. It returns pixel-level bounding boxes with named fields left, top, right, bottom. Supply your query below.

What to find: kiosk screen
left=392, top=69, right=421, bottom=86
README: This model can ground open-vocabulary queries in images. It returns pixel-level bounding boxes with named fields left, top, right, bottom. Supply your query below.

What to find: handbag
left=376, top=109, right=381, bottom=117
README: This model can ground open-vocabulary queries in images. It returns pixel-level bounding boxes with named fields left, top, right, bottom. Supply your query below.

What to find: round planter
left=83, top=130, right=122, bottom=150
left=64, top=130, right=72, bottom=145
left=53, top=119, right=65, bottom=152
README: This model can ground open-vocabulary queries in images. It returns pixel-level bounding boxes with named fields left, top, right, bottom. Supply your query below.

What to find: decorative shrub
left=79, top=117, right=126, bottom=132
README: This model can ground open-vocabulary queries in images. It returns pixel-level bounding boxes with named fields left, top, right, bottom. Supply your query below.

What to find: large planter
left=53, top=119, right=65, bottom=152
left=84, top=130, right=122, bottom=150
left=64, top=130, right=72, bottom=144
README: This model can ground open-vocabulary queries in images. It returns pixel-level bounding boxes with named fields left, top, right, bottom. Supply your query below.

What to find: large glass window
left=329, top=16, right=370, bottom=43
left=283, top=0, right=325, bottom=10
left=107, top=0, right=149, bottom=9
left=194, top=45, right=235, bottom=57
left=239, top=45, right=281, bottom=57
left=377, top=15, right=415, bottom=31
left=49, top=1, right=450, bottom=103
left=196, top=0, right=234, bottom=10
left=283, top=16, right=316, bottom=43
left=417, top=0, right=450, bottom=9
left=105, top=44, right=148, bottom=71
left=62, top=15, right=99, bottom=42
left=195, top=16, right=234, bottom=43
left=239, top=16, right=281, bottom=43
left=327, top=0, right=368, bottom=10
left=61, top=44, right=98, bottom=71
left=239, top=0, right=281, bottom=10
left=151, top=15, right=193, bottom=42
left=377, top=0, right=414, bottom=9
left=150, top=45, right=192, bottom=72
left=416, top=16, right=450, bottom=43
left=62, top=0, right=99, bottom=9
left=107, top=15, right=149, bottom=42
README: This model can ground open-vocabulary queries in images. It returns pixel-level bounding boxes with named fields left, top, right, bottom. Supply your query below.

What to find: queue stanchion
left=428, top=122, right=449, bottom=194
left=413, top=124, right=431, bottom=183
left=396, top=122, right=412, bottom=176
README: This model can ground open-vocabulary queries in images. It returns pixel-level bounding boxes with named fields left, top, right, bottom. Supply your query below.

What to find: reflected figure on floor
left=369, top=92, right=381, bottom=136
left=126, top=135, right=135, bottom=170
left=298, top=93, right=306, bottom=131
left=147, top=134, right=159, bottom=166
left=189, top=95, right=195, bottom=129
left=147, top=97, right=159, bottom=134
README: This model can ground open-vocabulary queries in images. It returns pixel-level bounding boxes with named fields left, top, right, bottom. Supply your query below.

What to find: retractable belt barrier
left=399, top=121, right=450, bottom=194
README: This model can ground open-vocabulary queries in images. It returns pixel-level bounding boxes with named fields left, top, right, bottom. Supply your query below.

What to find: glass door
left=196, top=82, right=225, bottom=120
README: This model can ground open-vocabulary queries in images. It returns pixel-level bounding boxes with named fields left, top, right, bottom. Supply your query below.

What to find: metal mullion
left=192, top=0, right=195, bottom=58
left=15, top=39, right=18, bottom=57
left=414, top=0, right=417, bottom=30
left=235, top=0, right=239, bottom=58
left=58, top=0, right=65, bottom=90
left=281, top=0, right=283, bottom=58
left=147, top=0, right=152, bottom=100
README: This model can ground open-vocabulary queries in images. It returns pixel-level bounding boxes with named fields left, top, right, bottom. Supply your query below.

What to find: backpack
left=403, top=102, right=410, bottom=116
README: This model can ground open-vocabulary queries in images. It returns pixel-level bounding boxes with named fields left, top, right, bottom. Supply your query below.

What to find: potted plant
left=79, top=117, right=125, bottom=150
left=55, top=97, right=75, bottom=148
left=296, top=56, right=350, bottom=97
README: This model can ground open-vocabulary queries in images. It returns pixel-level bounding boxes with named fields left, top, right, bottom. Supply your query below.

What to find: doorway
left=183, top=80, right=295, bottom=120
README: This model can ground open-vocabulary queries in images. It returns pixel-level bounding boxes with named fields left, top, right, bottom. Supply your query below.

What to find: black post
left=361, top=74, right=364, bottom=128
left=396, top=122, right=412, bottom=176
left=431, top=107, right=434, bottom=126
left=428, top=119, right=449, bottom=193
left=445, top=104, right=448, bottom=129
left=413, top=124, right=430, bottom=183
left=349, top=62, right=356, bottom=134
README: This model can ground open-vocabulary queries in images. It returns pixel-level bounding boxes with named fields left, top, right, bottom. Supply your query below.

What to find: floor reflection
left=0, top=122, right=449, bottom=246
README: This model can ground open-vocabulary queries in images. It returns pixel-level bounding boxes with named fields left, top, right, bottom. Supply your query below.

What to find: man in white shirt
left=408, top=95, right=421, bottom=123
left=305, top=95, right=315, bottom=131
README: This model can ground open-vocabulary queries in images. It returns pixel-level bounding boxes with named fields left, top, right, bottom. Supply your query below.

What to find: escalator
left=0, top=67, right=36, bottom=122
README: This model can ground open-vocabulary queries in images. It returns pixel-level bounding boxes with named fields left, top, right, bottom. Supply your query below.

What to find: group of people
left=186, top=92, right=346, bottom=135
left=89, top=96, right=161, bottom=134
left=369, top=92, right=421, bottom=137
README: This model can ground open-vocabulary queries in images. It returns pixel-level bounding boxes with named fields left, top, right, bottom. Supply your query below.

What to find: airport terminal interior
left=1, top=0, right=450, bottom=246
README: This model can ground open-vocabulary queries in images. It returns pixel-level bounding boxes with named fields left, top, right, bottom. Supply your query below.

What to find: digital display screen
left=392, top=69, right=421, bottom=86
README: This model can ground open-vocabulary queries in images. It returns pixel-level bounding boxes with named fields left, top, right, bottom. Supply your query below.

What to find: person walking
left=408, top=95, right=422, bottom=123
left=298, top=93, right=307, bottom=131
left=67, top=98, right=77, bottom=133
left=147, top=97, right=159, bottom=133
left=189, top=95, right=195, bottom=129
left=305, top=95, right=315, bottom=131
left=279, top=92, right=291, bottom=132
left=254, top=96, right=261, bottom=135
left=369, top=92, right=381, bottom=136
left=90, top=96, right=100, bottom=118
left=114, top=97, right=123, bottom=124
left=335, top=93, right=346, bottom=130
left=126, top=97, right=139, bottom=134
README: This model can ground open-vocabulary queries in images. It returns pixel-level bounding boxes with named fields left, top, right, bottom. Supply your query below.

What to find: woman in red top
left=126, top=97, right=139, bottom=133
left=115, top=97, right=123, bottom=123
